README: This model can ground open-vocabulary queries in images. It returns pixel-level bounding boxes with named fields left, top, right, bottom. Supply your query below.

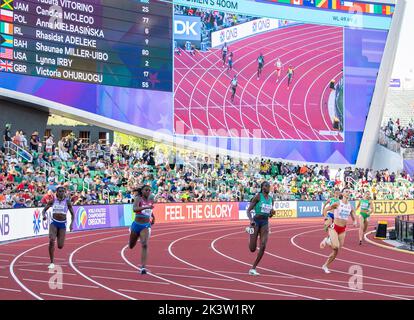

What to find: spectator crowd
left=2, top=123, right=414, bottom=209
left=174, top=5, right=252, bottom=32
left=381, top=118, right=414, bottom=148
left=174, top=5, right=254, bottom=51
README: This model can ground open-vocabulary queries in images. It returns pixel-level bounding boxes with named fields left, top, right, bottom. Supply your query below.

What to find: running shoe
left=322, top=265, right=331, bottom=274
left=140, top=267, right=147, bottom=275
left=48, top=263, right=55, bottom=269
left=248, top=269, right=260, bottom=276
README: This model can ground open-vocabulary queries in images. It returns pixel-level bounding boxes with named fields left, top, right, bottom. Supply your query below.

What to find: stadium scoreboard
left=1, top=0, right=172, bottom=91
left=0, top=0, right=400, bottom=166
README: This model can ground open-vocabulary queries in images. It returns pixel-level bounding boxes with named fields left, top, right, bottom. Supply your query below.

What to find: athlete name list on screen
left=4, top=0, right=173, bottom=91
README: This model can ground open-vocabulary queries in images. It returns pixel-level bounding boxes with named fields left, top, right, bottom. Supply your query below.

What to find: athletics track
left=1, top=217, right=413, bottom=300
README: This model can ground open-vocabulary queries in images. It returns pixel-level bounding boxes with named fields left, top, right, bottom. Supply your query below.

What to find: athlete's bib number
left=338, top=209, right=351, bottom=220
left=261, top=204, right=272, bottom=214
left=53, top=204, right=65, bottom=214
left=142, top=209, right=152, bottom=217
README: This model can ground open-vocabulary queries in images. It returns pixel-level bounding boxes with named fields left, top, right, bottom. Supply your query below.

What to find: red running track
left=1, top=217, right=413, bottom=300
left=174, top=24, right=344, bottom=142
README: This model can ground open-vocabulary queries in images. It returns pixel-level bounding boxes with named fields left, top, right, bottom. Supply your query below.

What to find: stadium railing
left=378, top=130, right=402, bottom=153
left=4, top=141, right=33, bottom=162
left=395, top=215, right=414, bottom=249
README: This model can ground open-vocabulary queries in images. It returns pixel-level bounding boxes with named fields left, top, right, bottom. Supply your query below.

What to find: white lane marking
left=121, top=245, right=229, bottom=300
left=213, top=226, right=409, bottom=300
left=154, top=272, right=235, bottom=282
left=10, top=228, right=125, bottom=300
left=76, top=259, right=199, bottom=271
left=216, top=270, right=294, bottom=279
left=22, top=278, right=99, bottom=289
left=78, top=265, right=139, bottom=273
left=168, top=227, right=320, bottom=300
left=69, top=234, right=137, bottom=300
left=314, top=279, right=414, bottom=289
left=17, top=268, right=77, bottom=276
left=190, top=285, right=298, bottom=297
left=255, top=282, right=362, bottom=293
left=73, top=224, right=232, bottom=300
left=91, top=275, right=170, bottom=285
left=0, top=287, right=21, bottom=292
left=118, top=288, right=214, bottom=300
left=391, top=294, right=414, bottom=299
left=289, top=229, right=414, bottom=288
left=25, top=256, right=66, bottom=261
left=40, top=292, right=92, bottom=300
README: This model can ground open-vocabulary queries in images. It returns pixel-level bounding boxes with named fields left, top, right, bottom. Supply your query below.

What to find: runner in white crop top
left=320, top=188, right=357, bottom=274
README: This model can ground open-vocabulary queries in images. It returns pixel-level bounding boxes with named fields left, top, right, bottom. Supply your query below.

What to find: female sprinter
left=286, top=65, right=294, bottom=89
left=274, top=58, right=282, bottom=82
left=129, top=185, right=155, bottom=275
left=42, top=186, right=74, bottom=269
left=321, top=188, right=357, bottom=273
left=230, top=75, right=238, bottom=103
left=320, top=188, right=341, bottom=249
left=356, top=190, right=372, bottom=245
left=246, top=181, right=274, bottom=276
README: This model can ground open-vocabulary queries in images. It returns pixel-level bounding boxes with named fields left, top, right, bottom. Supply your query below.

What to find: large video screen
left=174, top=14, right=345, bottom=142
left=0, top=0, right=396, bottom=164
left=0, top=0, right=172, bottom=89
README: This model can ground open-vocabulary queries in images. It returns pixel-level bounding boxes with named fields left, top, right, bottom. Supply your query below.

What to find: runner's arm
left=351, top=208, right=358, bottom=226
left=368, top=201, right=372, bottom=214
left=246, top=194, right=260, bottom=225
left=269, top=199, right=275, bottom=218
left=322, top=199, right=332, bottom=217
left=67, top=199, right=75, bottom=231
left=42, top=200, right=54, bottom=220
left=133, top=196, right=153, bottom=213
left=324, top=202, right=339, bottom=215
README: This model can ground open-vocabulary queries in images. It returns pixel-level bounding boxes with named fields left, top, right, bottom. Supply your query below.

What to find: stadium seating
left=1, top=129, right=414, bottom=208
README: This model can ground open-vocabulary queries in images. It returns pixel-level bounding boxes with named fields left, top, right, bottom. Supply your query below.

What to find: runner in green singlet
left=322, top=188, right=341, bottom=231
left=287, top=65, right=295, bottom=89
left=356, top=191, right=372, bottom=245
left=246, top=181, right=274, bottom=276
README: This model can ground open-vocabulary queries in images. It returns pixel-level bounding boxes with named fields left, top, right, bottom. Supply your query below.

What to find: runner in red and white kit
left=321, top=187, right=357, bottom=273
left=274, top=58, right=282, bottom=82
